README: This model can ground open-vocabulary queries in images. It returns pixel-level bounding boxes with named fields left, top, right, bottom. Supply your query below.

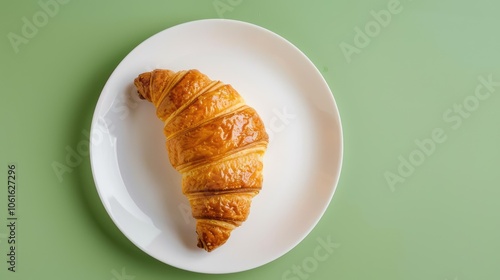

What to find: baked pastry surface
left=134, top=69, right=268, bottom=252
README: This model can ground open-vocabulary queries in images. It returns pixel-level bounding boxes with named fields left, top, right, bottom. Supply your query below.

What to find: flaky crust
left=134, top=69, right=268, bottom=251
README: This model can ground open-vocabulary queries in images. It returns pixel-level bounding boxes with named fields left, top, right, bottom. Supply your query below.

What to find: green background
left=1, top=0, right=499, bottom=279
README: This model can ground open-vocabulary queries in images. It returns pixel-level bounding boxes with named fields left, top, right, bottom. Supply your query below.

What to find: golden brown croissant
left=134, top=69, right=269, bottom=252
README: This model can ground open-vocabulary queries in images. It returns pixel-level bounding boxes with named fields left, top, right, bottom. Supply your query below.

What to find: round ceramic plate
left=90, top=19, right=343, bottom=274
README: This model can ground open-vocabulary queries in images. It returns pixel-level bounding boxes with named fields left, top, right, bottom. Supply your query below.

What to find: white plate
left=90, top=19, right=343, bottom=274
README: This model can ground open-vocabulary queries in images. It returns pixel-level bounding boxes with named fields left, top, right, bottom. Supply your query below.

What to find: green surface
left=1, top=0, right=499, bottom=279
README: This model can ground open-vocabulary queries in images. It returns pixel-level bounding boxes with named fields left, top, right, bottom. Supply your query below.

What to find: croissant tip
left=196, top=235, right=216, bottom=252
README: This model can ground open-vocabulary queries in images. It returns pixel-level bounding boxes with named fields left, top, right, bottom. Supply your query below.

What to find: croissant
left=134, top=69, right=269, bottom=252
